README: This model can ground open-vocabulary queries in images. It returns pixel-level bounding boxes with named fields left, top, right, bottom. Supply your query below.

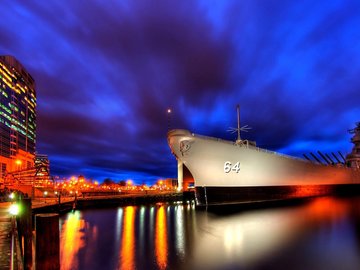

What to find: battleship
left=168, top=109, right=360, bottom=206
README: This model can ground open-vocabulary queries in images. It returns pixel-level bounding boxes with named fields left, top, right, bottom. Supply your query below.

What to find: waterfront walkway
left=0, top=191, right=194, bottom=270
left=0, top=202, right=20, bottom=270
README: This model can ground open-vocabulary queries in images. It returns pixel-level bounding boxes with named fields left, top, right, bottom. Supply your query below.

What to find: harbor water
left=59, top=196, right=360, bottom=270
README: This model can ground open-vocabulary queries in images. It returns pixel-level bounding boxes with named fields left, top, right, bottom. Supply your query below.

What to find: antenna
left=237, top=104, right=240, bottom=141
left=227, top=104, right=252, bottom=142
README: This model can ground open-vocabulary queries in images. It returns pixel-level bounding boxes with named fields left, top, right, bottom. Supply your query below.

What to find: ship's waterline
left=194, top=184, right=360, bottom=206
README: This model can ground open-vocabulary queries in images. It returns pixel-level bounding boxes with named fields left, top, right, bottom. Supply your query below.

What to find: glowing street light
left=9, top=192, right=15, bottom=200
left=15, top=159, right=22, bottom=171
left=8, top=204, right=20, bottom=216
left=43, top=191, right=48, bottom=203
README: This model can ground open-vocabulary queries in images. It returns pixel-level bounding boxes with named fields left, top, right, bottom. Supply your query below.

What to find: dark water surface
left=59, top=196, right=360, bottom=270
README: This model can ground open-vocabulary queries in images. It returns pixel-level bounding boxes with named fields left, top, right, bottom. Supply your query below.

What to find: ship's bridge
left=346, top=122, right=360, bottom=169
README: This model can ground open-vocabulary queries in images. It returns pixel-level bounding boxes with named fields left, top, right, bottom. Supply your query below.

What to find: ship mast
left=228, top=105, right=251, bottom=145
left=237, top=104, right=241, bottom=141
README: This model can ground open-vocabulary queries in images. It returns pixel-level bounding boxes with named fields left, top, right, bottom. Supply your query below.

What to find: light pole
left=167, top=108, right=172, bottom=131
left=9, top=203, right=20, bottom=270
left=15, top=159, right=22, bottom=170
left=43, top=191, right=48, bottom=203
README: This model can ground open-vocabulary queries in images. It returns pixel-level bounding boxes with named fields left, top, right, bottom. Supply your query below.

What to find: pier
left=0, top=191, right=195, bottom=269
left=0, top=202, right=22, bottom=270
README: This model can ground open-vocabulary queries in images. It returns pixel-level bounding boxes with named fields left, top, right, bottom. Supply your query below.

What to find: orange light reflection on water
left=306, top=196, right=349, bottom=221
left=155, top=205, right=168, bottom=269
left=60, top=211, right=86, bottom=270
left=119, top=206, right=136, bottom=270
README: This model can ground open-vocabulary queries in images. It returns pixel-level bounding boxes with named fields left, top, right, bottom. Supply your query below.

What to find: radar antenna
left=227, top=104, right=252, bottom=141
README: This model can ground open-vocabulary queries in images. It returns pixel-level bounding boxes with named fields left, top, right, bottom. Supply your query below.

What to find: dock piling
left=35, top=213, right=59, bottom=270
left=21, top=198, right=32, bottom=270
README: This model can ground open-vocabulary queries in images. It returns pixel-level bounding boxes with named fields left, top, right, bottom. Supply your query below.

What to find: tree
left=118, top=180, right=126, bottom=186
left=103, top=178, right=115, bottom=186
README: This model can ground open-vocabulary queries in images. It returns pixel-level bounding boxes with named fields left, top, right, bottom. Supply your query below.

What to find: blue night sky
left=0, top=0, right=359, bottom=184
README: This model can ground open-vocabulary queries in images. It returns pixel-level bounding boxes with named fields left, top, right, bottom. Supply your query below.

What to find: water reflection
left=60, top=211, right=86, bottom=270
left=192, top=197, right=356, bottom=269
left=155, top=205, right=168, bottom=269
left=119, top=206, right=135, bottom=269
left=175, top=204, right=185, bottom=260
left=59, top=197, right=360, bottom=270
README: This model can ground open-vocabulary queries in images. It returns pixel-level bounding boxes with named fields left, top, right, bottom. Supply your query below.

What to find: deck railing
left=192, top=133, right=320, bottom=164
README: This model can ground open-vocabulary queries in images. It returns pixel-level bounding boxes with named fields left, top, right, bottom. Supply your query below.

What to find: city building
left=0, top=55, right=36, bottom=179
left=34, top=154, right=51, bottom=186
left=157, top=178, right=179, bottom=190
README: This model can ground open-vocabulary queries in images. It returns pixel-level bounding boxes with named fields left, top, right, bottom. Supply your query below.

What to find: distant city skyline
left=0, top=0, right=359, bottom=184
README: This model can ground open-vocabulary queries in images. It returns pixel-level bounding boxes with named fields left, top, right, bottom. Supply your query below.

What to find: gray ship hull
left=167, top=129, right=360, bottom=206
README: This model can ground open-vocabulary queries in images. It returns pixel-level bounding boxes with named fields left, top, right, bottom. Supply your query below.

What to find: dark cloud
left=0, top=0, right=359, bottom=183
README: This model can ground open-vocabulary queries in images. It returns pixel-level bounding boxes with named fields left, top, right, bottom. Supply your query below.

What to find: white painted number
left=232, top=162, right=240, bottom=173
left=224, top=161, right=240, bottom=173
left=224, top=161, right=232, bottom=173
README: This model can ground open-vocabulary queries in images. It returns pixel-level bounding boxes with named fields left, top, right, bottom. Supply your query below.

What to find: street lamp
left=55, top=191, right=60, bottom=204
left=44, top=191, right=48, bottom=203
left=15, top=160, right=22, bottom=177
left=9, top=204, right=20, bottom=216
left=167, top=108, right=172, bottom=131
left=9, top=192, right=15, bottom=201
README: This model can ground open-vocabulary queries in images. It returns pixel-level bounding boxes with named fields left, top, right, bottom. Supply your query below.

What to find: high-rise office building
left=0, top=55, right=36, bottom=178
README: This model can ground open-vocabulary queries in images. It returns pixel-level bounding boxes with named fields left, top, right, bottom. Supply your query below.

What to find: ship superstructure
left=346, top=122, right=360, bottom=169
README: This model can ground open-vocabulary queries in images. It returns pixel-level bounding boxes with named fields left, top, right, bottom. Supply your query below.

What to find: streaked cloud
left=0, top=0, right=359, bottom=183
